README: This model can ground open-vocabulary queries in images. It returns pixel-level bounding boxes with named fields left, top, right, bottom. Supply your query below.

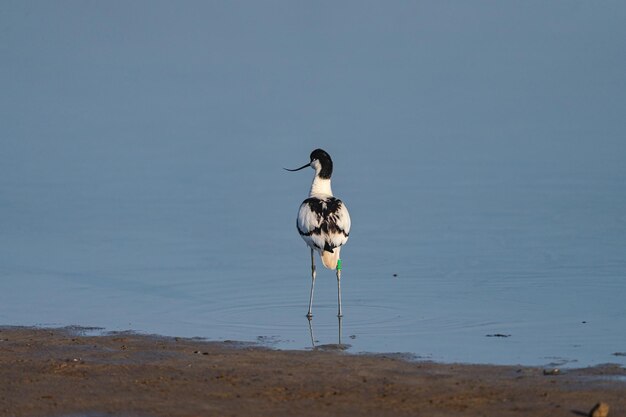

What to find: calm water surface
left=2, top=2, right=626, bottom=368
left=2, top=139, right=625, bottom=368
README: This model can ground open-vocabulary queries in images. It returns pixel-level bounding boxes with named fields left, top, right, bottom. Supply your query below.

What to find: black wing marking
left=297, top=197, right=350, bottom=252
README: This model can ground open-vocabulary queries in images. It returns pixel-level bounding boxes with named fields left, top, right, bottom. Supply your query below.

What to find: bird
left=285, top=149, right=351, bottom=318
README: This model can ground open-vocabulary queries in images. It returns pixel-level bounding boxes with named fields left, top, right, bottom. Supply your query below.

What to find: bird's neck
left=309, top=176, right=333, bottom=198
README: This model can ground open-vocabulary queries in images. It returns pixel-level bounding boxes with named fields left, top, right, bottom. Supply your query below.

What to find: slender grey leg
left=307, top=316, right=315, bottom=348
left=338, top=315, right=342, bottom=346
left=336, top=262, right=343, bottom=318
left=307, top=248, right=316, bottom=318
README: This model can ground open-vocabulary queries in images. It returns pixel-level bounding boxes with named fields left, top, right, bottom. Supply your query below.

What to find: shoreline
left=1, top=326, right=625, bottom=416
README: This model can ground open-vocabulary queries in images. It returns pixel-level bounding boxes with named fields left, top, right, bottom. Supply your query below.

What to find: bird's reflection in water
left=307, top=316, right=351, bottom=351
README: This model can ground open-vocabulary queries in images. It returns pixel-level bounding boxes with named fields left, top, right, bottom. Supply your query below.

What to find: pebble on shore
left=589, top=402, right=609, bottom=417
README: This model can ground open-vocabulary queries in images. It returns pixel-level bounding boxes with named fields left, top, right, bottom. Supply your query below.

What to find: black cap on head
left=310, top=148, right=333, bottom=179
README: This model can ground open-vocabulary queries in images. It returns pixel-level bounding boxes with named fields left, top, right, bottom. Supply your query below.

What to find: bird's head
left=284, top=148, right=333, bottom=179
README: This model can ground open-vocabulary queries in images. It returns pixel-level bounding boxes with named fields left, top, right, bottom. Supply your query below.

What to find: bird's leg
left=338, top=314, right=343, bottom=346
left=307, top=248, right=316, bottom=318
left=336, top=259, right=343, bottom=318
left=307, top=316, right=315, bottom=348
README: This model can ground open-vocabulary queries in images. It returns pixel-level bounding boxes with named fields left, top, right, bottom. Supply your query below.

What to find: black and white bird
left=285, top=149, right=351, bottom=318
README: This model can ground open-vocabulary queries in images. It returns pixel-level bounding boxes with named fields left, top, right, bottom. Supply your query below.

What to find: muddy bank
left=1, top=327, right=625, bottom=417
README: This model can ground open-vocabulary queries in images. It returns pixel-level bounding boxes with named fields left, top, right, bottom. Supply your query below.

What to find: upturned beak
left=283, top=162, right=311, bottom=172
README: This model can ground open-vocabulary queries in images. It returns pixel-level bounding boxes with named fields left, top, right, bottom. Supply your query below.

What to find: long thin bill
left=283, top=163, right=310, bottom=172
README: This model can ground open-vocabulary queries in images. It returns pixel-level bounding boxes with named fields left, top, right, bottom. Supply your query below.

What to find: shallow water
left=2, top=141, right=625, bottom=367
left=2, top=2, right=626, bottom=368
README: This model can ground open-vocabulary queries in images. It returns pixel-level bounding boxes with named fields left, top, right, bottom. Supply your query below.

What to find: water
left=2, top=2, right=626, bottom=368
left=2, top=140, right=625, bottom=367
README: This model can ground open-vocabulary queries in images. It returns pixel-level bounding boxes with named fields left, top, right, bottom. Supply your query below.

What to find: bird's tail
left=321, top=247, right=341, bottom=269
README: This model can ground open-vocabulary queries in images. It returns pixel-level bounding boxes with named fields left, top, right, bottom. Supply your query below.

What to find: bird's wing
left=326, top=199, right=350, bottom=249
left=297, top=199, right=326, bottom=251
left=334, top=200, right=351, bottom=236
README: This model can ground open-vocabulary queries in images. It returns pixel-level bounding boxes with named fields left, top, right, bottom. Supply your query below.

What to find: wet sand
left=1, top=327, right=625, bottom=417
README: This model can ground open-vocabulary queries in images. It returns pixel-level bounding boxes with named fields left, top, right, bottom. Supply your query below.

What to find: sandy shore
left=1, top=327, right=625, bottom=417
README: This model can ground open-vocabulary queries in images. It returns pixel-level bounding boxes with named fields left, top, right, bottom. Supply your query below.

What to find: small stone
left=543, top=368, right=560, bottom=376
left=589, top=402, right=609, bottom=417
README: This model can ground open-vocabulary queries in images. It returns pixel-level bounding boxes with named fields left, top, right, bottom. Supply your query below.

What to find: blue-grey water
left=2, top=2, right=626, bottom=367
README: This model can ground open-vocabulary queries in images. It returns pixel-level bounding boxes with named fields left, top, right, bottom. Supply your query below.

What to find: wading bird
left=285, top=149, right=351, bottom=318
